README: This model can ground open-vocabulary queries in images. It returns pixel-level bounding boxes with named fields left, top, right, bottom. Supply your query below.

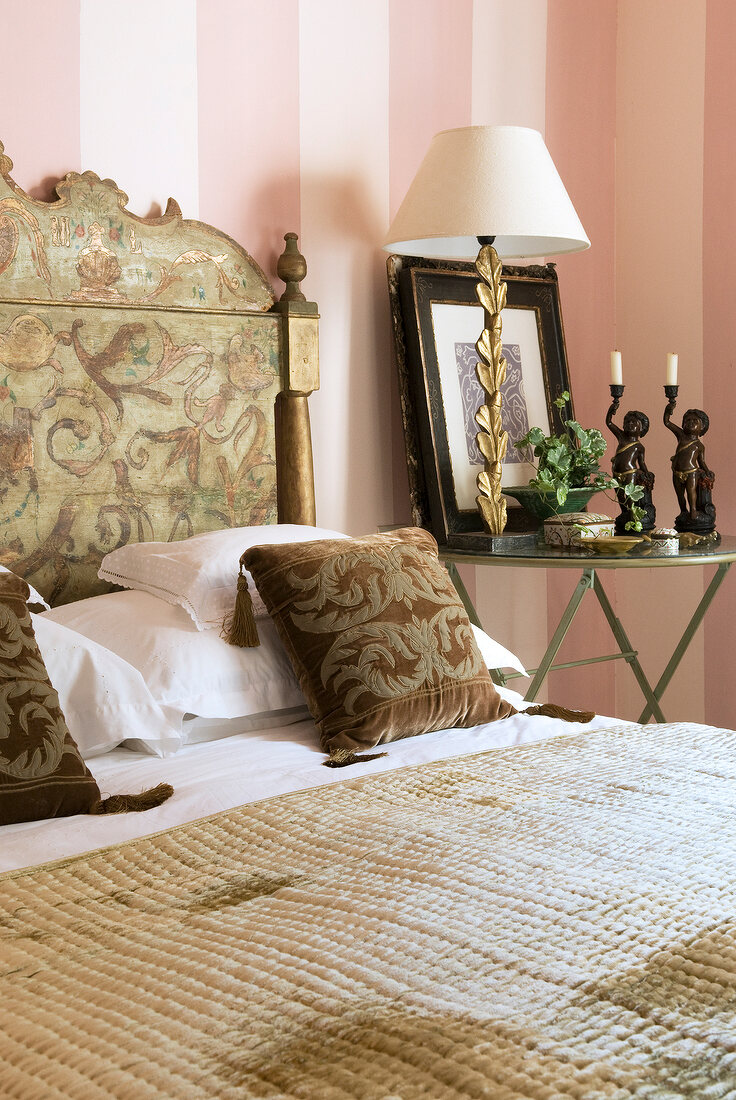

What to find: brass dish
left=584, top=536, right=645, bottom=556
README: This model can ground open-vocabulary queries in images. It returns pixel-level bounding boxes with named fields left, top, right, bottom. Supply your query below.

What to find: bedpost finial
left=0, top=139, right=13, bottom=178
left=277, top=232, right=307, bottom=302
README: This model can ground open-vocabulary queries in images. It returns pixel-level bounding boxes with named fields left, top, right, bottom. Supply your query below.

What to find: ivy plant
left=514, top=392, right=646, bottom=531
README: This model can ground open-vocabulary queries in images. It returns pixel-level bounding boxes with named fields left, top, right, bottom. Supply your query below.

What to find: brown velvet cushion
left=242, top=528, right=515, bottom=754
left=0, top=572, right=103, bottom=825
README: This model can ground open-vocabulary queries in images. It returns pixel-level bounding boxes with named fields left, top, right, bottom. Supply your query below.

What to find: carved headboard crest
left=0, top=141, right=318, bottom=604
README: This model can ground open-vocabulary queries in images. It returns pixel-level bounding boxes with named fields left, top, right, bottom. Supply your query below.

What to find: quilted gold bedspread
left=3, top=722, right=736, bottom=1099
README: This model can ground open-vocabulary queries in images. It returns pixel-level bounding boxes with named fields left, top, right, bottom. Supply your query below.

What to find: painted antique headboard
left=0, top=142, right=318, bottom=604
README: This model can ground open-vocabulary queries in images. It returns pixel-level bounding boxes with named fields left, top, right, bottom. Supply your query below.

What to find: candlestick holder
left=605, top=384, right=656, bottom=533
left=663, top=387, right=716, bottom=534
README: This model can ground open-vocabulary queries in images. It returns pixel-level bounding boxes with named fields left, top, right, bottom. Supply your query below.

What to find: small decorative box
left=650, top=527, right=679, bottom=553
left=543, top=512, right=615, bottom=547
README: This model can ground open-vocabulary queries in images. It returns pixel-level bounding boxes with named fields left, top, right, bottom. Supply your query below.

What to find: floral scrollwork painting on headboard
left=0, top=141, right=284, bottom=605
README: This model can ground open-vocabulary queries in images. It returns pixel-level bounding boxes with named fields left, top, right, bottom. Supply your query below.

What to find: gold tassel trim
left=225, top=569, right=260, bottom=647
left=324, top=746, right=389, bottom=769
left=90, top=782, right=174, bottom=816
left=524, top=703, right=595, bottom=724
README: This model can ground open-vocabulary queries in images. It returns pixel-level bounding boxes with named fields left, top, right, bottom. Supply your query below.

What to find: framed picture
left=387, top=255, right=574, bottom=549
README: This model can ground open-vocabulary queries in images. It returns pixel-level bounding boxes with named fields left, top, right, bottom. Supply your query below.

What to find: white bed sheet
left=1, top=690, right=631, bottom=875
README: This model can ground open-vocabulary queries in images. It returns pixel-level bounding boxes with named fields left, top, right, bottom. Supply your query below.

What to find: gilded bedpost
left=273, top=233, right=319, bottom=526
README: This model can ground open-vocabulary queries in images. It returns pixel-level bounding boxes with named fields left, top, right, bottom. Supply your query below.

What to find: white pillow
left=40, top=594, right=526, bottom=748
left=1, top=564, right=50, bottom=612
left=184, top=623, right=527, bottom=734
left=98, top=524, right=349, bottom=630
left=471, top=624, right=528, bottom=677
left=43, top=590, right=309, bottom=722
left=180, top=709, right=310, bottom=746
left=32, top=615, right=185, bottom=759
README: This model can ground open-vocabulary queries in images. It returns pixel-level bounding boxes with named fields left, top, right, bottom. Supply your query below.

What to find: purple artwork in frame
left=455, top=342, right=531, bottom=465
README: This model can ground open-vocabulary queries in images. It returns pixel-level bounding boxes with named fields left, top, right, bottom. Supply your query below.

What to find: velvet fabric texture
left=242, top=528, right=515, bottom=754
left=0, top=572, right=104, bottom=825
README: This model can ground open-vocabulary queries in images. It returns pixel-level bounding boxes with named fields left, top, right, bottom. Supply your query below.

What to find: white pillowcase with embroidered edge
left=42, top=590, right=310, bottom=724
left=32, top=614, right=185, bottom=759
left=97, top=524, right=349, bottom=630
left=41, top=592, right=526, bottom=742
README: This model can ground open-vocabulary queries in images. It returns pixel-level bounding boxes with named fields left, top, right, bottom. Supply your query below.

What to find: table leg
left=523, top=569, right=594, bottom=702
left=637, top=561, right=732, bottom=724
left=591, top=573, right=666, bottom=723
left=444, top=560, right=507, bottom=685
left=444, top=562, right=483, bottom=629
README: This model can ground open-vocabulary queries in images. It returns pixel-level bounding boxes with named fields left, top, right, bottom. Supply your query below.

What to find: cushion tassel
left=524, top=703, right=595, bottom=724
left=324, top=747, right=389, bottom=769
left=226, top=570, right=260, bottom=647
left=90, top=782, right=174, bottom=815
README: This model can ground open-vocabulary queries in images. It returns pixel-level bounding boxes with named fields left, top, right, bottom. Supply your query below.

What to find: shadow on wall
left=298, top=173, right=385, bottom=243
left=28, top=175, right=66, bottom=203
left=249, top=170, right=411, bottom=534
left=242, top=174, right=303, bottom=285
left=24, top=163, right=167, bottom=226
left=305, top=173, right=409, bottom=534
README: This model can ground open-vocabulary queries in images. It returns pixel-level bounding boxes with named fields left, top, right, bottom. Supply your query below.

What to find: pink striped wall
left=545, top=0, right=618, bottom=717
left=1, top=1, right=80, bottom=200
left=614, top=1, right=706, bottom=723
left=297, top=0, right=392, bottom=533
left=703, top=0, right=736, bottom=728
left=388, top=0, right=473, bottom=219
left=1, top=0, right=735, bottom=724
left=388, top=0, right=476, bottom=594
left=197, top=0, right=301, bottom=279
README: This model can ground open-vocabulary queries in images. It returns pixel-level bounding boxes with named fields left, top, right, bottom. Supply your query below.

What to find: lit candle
left=610, top=350, right=623, bottom=386
left=666, top=352, right=678, bottom=386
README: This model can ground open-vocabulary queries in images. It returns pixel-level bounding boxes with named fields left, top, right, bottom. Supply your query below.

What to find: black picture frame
left=387, top=254, right=574, bottom=550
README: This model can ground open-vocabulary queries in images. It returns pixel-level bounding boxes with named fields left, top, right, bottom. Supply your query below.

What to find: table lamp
left=383, top=125, right=589, bottom=534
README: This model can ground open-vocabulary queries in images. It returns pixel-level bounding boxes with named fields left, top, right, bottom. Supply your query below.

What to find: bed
left=3, top=144, right=736, bottom=1099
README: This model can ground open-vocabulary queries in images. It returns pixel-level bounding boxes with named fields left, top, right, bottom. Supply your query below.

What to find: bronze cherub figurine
left=606, top=394, right=656, bottom=534
left=663, top=396, right=716, bottom=533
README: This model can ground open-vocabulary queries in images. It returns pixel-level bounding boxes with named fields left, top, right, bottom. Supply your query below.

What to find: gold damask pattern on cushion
left=243, top=527, right=514, bottom=754
left=0, top=571, right=101, bottom=824
left=0, top=142, right=282, bottom=604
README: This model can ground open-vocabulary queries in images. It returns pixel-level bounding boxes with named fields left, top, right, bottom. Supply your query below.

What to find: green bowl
left=503, top=484, right=602, bottom=522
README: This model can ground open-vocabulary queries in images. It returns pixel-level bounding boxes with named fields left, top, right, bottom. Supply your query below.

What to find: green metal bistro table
left=440, top=536, right=736, bottom=724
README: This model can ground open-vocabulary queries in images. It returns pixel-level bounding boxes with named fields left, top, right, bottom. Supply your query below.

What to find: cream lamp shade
left=383, top=124, right=589, bottom=260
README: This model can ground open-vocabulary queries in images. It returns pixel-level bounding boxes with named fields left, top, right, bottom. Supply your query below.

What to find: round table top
left=439, top=534, right=736, bottom=570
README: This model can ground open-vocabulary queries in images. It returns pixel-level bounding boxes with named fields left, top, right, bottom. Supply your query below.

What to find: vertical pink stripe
left=545, top=0, right=618, bottom=716
left=703, top=0, right=736, bottom=727
left=613, top=2, right=705, bottom=723
left=197, top=0, right=300, bottom=281
left=388, top=0, right=474, bottom=532
left=389, top=0, right=473, bottom=219
left=1, top=1, right=81, bottom=199
left=298, top=0, right=393, bottom=532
